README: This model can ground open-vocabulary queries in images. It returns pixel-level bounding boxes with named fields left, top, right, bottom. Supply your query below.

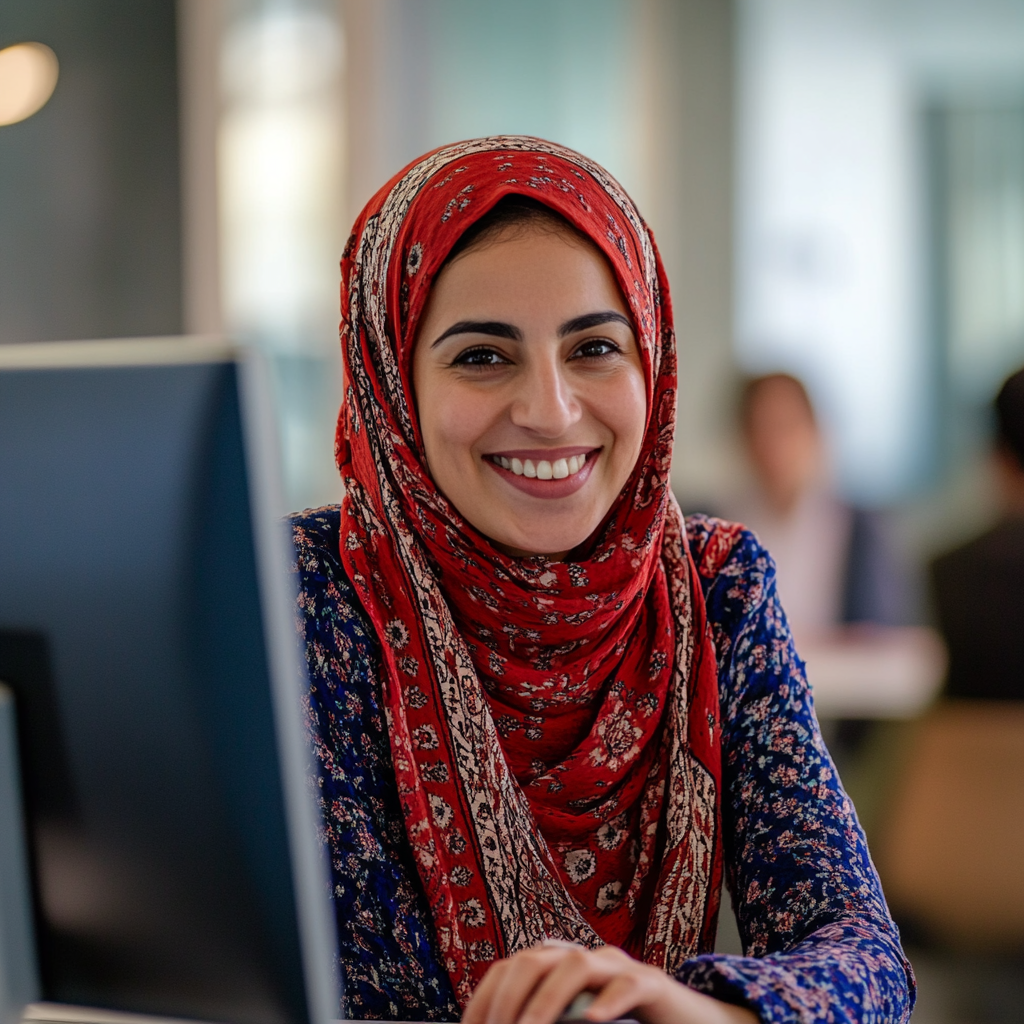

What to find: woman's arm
left=676, top=518, right=916, bottom=1024
left=291, top=508, right=463, bottom=1021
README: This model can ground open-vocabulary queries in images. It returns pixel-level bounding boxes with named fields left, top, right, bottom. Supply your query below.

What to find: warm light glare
left=0, top=42, right=59, bottom=127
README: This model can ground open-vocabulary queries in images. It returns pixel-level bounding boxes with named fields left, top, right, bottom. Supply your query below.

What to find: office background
left=2, top=3, right=1023, bottom=1021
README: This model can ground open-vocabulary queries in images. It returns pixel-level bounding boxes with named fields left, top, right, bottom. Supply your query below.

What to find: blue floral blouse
left=289, top=507, right=914, bottom=1024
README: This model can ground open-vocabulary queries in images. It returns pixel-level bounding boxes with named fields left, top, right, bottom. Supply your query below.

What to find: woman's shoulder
left=289, top=504, right=347, bottom=588
left=287, top=504, right=378, bottom=648
left=684, top=513, right=775, bottom=609
left=289, top=503, right=345, bottom=570
left=684, top=513, right=785, bottom=680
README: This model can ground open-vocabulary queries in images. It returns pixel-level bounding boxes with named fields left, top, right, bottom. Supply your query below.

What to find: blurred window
left=422, top=0, right=639, bottom=197
left=736, top=0, right=926, bottom=505
left=220, top=0, right=345, bottom=510
left=932, top=103, right=1024, bottom=458
left=737, top=0, right=1024, bottom=507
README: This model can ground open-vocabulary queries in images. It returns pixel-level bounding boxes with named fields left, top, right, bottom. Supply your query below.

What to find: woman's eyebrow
left=558, top=311, right=633, bottom=336
left=430, top=320, right=522, bottom=348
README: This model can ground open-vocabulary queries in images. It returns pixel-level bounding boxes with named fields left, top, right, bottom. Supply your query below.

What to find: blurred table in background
left=800, top=626, right=947, bottom=719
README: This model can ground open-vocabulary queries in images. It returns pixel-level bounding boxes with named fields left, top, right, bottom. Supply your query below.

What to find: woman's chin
left=486, top=524, right=596, bottom=561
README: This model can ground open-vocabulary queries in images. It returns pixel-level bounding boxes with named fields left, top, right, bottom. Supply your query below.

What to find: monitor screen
left=0, top=340, right=339, bottom=1024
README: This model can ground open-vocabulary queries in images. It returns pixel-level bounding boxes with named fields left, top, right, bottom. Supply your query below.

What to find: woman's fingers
left=514, top=944, right=609, bottom=1024
left=584, top=971, right=652, bottom=1021
left=463, top=944, right=576, bottom=1024
left=461, top=957, right=506, bottom=1024
left=466, top=943, right=641, bottom=1024
left=487, top=946, right=572, bottom=1024
left=464, top=944, right=761, bottom=1024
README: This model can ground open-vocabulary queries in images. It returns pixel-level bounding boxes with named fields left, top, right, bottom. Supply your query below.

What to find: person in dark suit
left=931, top=366, right=1024, bottom=700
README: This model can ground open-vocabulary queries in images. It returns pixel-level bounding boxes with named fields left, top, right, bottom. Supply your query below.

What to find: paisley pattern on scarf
left=291, top=507, right=915, bottom=1023
left=335, top=137, right=722, bottom=1001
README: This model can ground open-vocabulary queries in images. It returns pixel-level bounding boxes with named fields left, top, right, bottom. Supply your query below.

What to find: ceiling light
left=0, top=42, right=59, bottom=127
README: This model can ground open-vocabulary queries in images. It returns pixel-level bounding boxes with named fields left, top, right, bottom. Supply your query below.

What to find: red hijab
left=336, top=137, right=723, bottom=1004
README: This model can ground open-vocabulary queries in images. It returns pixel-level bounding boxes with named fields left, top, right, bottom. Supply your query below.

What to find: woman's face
left=744, top=380, right=822, bottom=513
left=412, top=224, right=646, bottom=560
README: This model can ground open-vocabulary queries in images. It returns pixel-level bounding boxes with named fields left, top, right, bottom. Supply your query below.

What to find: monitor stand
left=0, top=683, right=40, bottom=1024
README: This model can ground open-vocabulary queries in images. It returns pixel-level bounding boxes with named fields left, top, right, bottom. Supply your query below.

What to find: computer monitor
left=0, top=339, right=340, bottom=1024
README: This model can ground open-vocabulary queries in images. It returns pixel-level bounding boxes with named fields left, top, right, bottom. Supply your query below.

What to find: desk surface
left=798, top=626, right=946, bottom=719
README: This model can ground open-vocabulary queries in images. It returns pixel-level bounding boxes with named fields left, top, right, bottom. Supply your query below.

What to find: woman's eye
left=451, top=347, right=510, bottom=368
left=572, top=338, right=620, bottom=360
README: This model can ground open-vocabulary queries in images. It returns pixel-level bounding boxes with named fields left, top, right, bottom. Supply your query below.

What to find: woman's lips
left=485, top=448, right=600, bottom=498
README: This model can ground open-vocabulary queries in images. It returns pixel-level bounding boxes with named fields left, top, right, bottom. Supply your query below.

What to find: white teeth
left=498, top=454, right=589, bottom=478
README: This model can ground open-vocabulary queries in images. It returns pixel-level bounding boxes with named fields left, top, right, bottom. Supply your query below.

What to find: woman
left=291, top=137, right=913, bottom=1024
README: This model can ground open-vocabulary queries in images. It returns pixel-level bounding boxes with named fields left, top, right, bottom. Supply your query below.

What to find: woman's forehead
left=427, top=225, right=632, bottom=313
left=393, top=186, right=655, bottom=353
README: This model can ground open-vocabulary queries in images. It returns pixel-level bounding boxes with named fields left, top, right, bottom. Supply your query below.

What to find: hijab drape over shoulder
left=336, top=137, right=724, bottom=1004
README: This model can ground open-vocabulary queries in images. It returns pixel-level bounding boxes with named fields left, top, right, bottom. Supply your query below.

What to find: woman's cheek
left=430, top=382, right=497, bottom=465
left=444, top=387, right=486, bottom=450
left=604, top=368, right=647, bottom=461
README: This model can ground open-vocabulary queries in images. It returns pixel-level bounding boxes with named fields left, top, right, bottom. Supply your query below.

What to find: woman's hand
left=462, top=942, right=758, bottom=1024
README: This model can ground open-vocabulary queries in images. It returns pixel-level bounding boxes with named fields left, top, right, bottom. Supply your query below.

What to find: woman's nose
left=509, top=358, right=581, bottom=437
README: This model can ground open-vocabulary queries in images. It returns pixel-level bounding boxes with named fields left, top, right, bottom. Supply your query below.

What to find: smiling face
left=412, top=223, right=647, bottom=560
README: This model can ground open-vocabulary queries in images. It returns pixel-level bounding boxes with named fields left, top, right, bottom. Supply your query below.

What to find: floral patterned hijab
left=336, top=137, right=723, bottom=1004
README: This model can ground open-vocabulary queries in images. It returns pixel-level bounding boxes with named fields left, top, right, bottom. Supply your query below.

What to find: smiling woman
left=289, top=137, right=914, bottom=1024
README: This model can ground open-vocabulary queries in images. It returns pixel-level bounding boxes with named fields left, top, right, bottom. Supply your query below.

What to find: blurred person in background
left=723, top=373, right=945, bottom=792
left=729, top=373, right=913, bottom=640
left=931, top=366, right=1024, bottom=701
left=875, top=368, right=1024, bottom=961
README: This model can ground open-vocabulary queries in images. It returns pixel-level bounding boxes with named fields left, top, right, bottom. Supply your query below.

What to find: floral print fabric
left=292, top=507, right=915, bottom=1024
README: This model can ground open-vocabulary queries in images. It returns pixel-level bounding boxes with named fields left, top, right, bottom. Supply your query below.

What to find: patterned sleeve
left=288, top=507, right=461, bottom=1021
left=675, top=517, right=916, bottom=1024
